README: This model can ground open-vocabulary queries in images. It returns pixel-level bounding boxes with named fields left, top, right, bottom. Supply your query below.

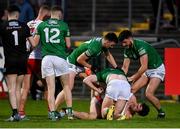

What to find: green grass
left=0, top=99, right=180, bottom=128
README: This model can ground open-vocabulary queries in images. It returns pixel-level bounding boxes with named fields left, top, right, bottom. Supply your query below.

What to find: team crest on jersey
left=48, top=20, right=58, bottom=25
left=9, top=21, right=19, bottom=26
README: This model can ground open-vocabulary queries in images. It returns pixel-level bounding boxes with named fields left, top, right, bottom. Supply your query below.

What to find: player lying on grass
left=55, top=33, right=118, bottom=111
left=63, top=68, right=150, bottom=120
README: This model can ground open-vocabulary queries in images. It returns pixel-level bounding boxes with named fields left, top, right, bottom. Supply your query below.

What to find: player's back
left=37, top=19, right=69, bottom=59
left=0, top=20, right=30, bottom=58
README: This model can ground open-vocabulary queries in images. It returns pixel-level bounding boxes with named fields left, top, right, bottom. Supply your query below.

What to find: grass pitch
left=0, top=99, right=180, bottom=128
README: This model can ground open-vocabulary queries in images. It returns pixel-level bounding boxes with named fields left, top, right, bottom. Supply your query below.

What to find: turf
left=0, top=99, right=180, bottom=128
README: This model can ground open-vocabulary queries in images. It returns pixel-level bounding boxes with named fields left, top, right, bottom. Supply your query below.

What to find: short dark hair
left=104, top=32, right=118, bottom=43
left=137, top=103, right=150, bottom=116
left=118, top=30, right=132, bottom=43
left=51, top=5, right=63, bottom=13
left=7, top=5, right=21, bottom=14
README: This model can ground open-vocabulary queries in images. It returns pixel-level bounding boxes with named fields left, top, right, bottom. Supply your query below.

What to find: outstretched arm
left=122, top=58, right=131, bottom=74
left=83, top=75, right=103, bottom=94
left=27, top=36, right=38, bottom=48
left=128, top=54, right=148, bottom=82
left=104, top=51, right=117, bottom=68
left=65, top=37, right=71, bottom=49
left=77, top=53, right=91, bottom=68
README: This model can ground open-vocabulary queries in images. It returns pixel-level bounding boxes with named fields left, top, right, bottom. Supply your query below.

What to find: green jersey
left=68, top=38, right=108, bottom=65
left=124, top=39, right=163, bottom=69
left=96, top=68, right=126, bottom=83
left=37, top=18, right=70, bottom=59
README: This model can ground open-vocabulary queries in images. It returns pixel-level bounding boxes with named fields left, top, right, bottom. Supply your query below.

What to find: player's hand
left=114, top=65, right=121, bottom=70
left=66, top=47, right=73, bottom=55
left=127, top=76, right=134, bottom=83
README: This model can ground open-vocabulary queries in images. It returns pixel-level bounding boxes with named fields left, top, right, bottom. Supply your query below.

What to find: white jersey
left=27, top=19, right=42, bottom=59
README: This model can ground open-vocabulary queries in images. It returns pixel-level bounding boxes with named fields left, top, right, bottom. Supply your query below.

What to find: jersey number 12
left=44, top=28, right=60, bottom=43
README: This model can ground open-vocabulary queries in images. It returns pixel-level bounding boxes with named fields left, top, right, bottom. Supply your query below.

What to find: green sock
left=158, top=108, right=164, bottom=113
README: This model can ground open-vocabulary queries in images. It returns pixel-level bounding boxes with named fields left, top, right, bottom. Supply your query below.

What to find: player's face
left=104, top=40, right=116, bottom=48
left=121, top=38, right=132, bottom=48
left=131, top=103, right=142, bottom=112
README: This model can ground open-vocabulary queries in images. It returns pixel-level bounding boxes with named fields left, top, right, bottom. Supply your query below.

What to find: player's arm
left=24, top=23, right=37, bottom=48
left=65, top=37, right=71, bottom=48
left=128, top=54, right=148, bottom=82
left=77, top=53, right=91, bottom=68
left=31, top=22, right=42, bottom=47
left=65, top=24, right=71, bottom=50
left=104, top=50, right=117, bottom=68
left=122, top=58, right=130, bottom=74
left=32, top=35, right=40, bottom=47
left=83, top=75, right=103, bottom=94
left=27, top=36, right=37, bottom=48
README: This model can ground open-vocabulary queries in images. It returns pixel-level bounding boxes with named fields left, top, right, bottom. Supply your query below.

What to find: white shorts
left=41, top=55, right=70, bottom=78
left=66, top=58, right=84, bottom=74
left=144, top=64, right=165, bottom=81
left=105, top=79, right=133, bottom=101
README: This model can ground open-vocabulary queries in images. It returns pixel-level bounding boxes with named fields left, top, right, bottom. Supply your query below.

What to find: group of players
left=0, top=4, right=165, bottom=122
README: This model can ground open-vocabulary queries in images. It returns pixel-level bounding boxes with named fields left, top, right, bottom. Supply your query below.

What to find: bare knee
left=145, top=91, right=154, bottom=99
left=89, top=113, right=97, bottom=120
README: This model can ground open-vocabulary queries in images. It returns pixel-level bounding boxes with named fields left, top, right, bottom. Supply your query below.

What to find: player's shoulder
left=90, top=38, right=102, bottom=44
left=134, top=38, right=148, bottom=46
left=27, top=19, right=43, bottom=27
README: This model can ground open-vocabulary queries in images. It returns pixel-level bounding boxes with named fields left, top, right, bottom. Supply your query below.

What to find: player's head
left=103, top=32, right=118, bottom=48
left=7, top=5, right=21, bottom=20
left=137, top=103, right=150, bottom=116
left=118, top=30, right=133, bottom=48
left=51, top=6, right=63, bottom=20
left=38, top=5, right=50, bottom=20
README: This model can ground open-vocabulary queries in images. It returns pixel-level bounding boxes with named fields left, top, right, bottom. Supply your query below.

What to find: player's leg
left=41, top=56, right=59, bottom=121
left=55, top=71, right=76, bottom=109
left=46, top=75, right=56, bottom=111
left=59, top=73, right=73, bottom=119
left=89, top=96, right=102, bottom=119
left=19, top=58, right=35, bottom=119
left=145, top=77, right=165, bottom=118
left=113, top=99, right=126, bottom=119
left=5, top=74, right=20, bottom=121
left=145, top=64, right=165, bottom=118
left=46, top=75, right=60, bottom=121
left=19, top=74, right=32, bottom=120
left=131, top=75, right=149, bottom=93
left=16, top=74, right=24, bottom=109
left=73, top=96, right=101, bottom=120
left=101, top=96, right=114, bottom=119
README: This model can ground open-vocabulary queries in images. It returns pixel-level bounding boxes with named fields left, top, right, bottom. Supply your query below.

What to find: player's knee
left=145, top=91, right=153, bottom=99
left=89, top=113, right=97, bottom=120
